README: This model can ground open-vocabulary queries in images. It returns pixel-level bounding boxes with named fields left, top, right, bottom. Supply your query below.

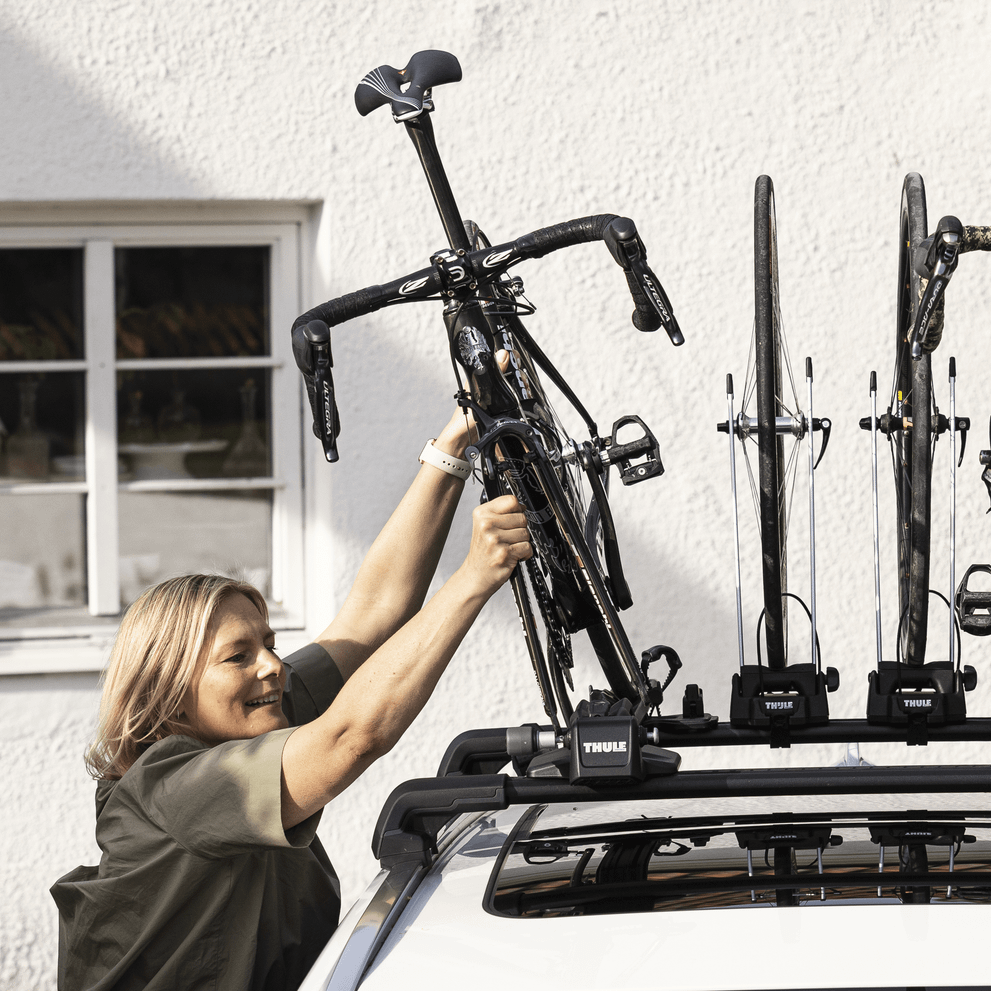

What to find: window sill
left=0, top=634, right=115, bottom=674
left=0, top=627, right=313, bottom=676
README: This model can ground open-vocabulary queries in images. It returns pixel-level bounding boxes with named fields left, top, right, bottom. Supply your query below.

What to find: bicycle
left=861, top=172, right=990, bottom=738
left=718, top=176, right=836, bottom=741
left=290, top=51, right=687, bottom=737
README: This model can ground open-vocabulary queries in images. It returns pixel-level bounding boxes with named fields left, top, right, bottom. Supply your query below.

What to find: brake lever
left=910, top=217, right=963, bottom=360
left=302, top=320, right=340, bottom=463
left=603, top=217, right=684, bottom=345
left=630, top=257, right=684, bottom=345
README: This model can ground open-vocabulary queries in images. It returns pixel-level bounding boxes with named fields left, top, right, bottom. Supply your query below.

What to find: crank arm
left=580, top=442, right=632, bottom=610
left=981, top=417, right=991, bottom=512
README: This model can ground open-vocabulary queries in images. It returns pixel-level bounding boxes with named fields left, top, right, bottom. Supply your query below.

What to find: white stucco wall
left=3, top=0, right=991, bottom=986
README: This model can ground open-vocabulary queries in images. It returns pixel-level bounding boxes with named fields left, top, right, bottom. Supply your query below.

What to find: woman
left=51, top=409, right=531, bottom=991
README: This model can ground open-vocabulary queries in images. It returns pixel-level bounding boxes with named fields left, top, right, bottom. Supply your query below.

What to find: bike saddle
left=355, top=50, right=462, bottom=121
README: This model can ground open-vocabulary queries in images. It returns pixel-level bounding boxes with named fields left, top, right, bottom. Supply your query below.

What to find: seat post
left=404, top=112, right=471, bottom=253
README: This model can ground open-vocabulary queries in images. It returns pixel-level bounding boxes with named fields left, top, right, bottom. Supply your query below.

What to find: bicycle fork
left=719, top=361, right=829, bottom=671
left=719, top=361, right=837, bottom=742
left=862, top=361, right=976, bottom=741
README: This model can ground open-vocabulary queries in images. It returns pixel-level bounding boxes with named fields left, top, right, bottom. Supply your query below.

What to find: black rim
left=754, top=175, right=789, bottom=670
left=893, top=173, right=932, bottom=667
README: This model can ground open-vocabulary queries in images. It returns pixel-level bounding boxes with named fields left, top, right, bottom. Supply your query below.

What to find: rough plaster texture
left=3, top=0, right=991, bottom=986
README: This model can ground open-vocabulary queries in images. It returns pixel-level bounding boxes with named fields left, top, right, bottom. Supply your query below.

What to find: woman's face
left=178, top=592, right=289, bottom=745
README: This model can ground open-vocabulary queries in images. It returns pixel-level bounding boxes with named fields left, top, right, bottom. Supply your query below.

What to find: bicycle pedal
left=956, top=564, right=991, bottom=636
left=604, top=415, right=664, bottom=486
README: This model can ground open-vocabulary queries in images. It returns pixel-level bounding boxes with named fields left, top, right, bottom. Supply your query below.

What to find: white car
left=299, top=721, right=991, bottom=991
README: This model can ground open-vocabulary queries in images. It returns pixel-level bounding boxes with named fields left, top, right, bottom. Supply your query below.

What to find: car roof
left=304, top=725, right=991, bottom=991
left=358, top=796, right=991, bottom=990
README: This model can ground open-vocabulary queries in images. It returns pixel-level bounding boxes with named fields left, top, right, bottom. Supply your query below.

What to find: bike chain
left=489, top=380, right=580, bottom=695
left=524, top=555, right=575, bottom=691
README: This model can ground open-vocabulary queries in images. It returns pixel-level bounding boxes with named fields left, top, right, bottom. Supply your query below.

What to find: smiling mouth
left=246, top=692, right=280, bottom=708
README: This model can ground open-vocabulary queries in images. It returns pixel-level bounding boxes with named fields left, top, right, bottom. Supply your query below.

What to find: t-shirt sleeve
left=117, top=731, right=317, bottom=859
left=281, top=641, right=344, bottom=725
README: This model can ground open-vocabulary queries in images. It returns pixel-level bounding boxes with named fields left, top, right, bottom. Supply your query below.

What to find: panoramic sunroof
left=486, top=805, right=991, bottom=917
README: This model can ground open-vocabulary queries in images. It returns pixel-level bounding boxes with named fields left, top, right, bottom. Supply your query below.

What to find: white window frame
left=0, top=204, right=315, bottom=673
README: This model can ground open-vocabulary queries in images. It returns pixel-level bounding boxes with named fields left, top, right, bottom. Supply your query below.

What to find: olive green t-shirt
left=51, top=643, right=345, bottom=991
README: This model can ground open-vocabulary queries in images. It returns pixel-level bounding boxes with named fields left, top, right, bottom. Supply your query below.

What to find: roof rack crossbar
left=372, top=763, right=991, bottom=868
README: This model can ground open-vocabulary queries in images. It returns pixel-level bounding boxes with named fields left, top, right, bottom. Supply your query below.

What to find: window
left=0, top=211, right=307, bottom=670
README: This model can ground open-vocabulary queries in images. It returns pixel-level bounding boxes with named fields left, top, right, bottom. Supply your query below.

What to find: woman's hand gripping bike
left=290, top=51, right=685, bottom=734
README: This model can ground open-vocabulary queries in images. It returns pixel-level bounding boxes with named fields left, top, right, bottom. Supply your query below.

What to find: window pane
left=117, top=368, right=270, bottom=479
left=118, top=490, right=273, bottom=606
left=0, top=493, right=87, bottom=627
left=0, top=248, right=85, bottom=360
left=115, top=246, right=270, bottom=358
left=0, top=372, right=86, bottom=481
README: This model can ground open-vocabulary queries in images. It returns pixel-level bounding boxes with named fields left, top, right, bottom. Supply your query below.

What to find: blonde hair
left=85, top=574, right=268, bottom=780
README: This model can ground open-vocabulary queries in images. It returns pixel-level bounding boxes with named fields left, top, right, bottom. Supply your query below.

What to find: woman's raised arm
left=279, top=494, right=530, bottom=828
left=313, top=408, right=476, bottom=682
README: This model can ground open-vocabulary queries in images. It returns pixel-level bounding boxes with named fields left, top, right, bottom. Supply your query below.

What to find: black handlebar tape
left=962, top=226, right=991, bottom=252
left=291, top=263, right=446, bottom=333
left=514, top=215, right=619, bottom=258
left=355, top=50, right=462, bottom=118
left=293, top=286, right=390, bottom=332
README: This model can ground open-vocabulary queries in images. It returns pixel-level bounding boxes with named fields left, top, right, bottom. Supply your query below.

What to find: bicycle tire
left=463, top=222, right=647, bottom=710
left=754, top=175, right=789, bottom=670
left=892, top=172, right=933, bottom=667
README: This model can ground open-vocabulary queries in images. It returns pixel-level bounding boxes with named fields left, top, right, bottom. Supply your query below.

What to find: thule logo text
left=582, top=741, right=628, bottom=754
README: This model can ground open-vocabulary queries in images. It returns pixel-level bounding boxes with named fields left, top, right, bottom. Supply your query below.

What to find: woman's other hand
left=459, top=494, right=531, bottom=597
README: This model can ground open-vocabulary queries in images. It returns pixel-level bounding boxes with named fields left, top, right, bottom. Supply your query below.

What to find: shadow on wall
left=323, top=304, right=744, bottom=723
left=0, top=16, right=208, bottom=199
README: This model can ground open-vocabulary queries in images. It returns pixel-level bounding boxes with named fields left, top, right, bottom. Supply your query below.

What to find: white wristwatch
left=418, top=439, right=471, bottom=479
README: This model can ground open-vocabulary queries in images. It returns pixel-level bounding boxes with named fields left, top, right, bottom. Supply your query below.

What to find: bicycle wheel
left=891, top=172, right=933, bottom=667
left=462, top=223, right=646, bottom=712
left=754, top=175, right=790, bottom=670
